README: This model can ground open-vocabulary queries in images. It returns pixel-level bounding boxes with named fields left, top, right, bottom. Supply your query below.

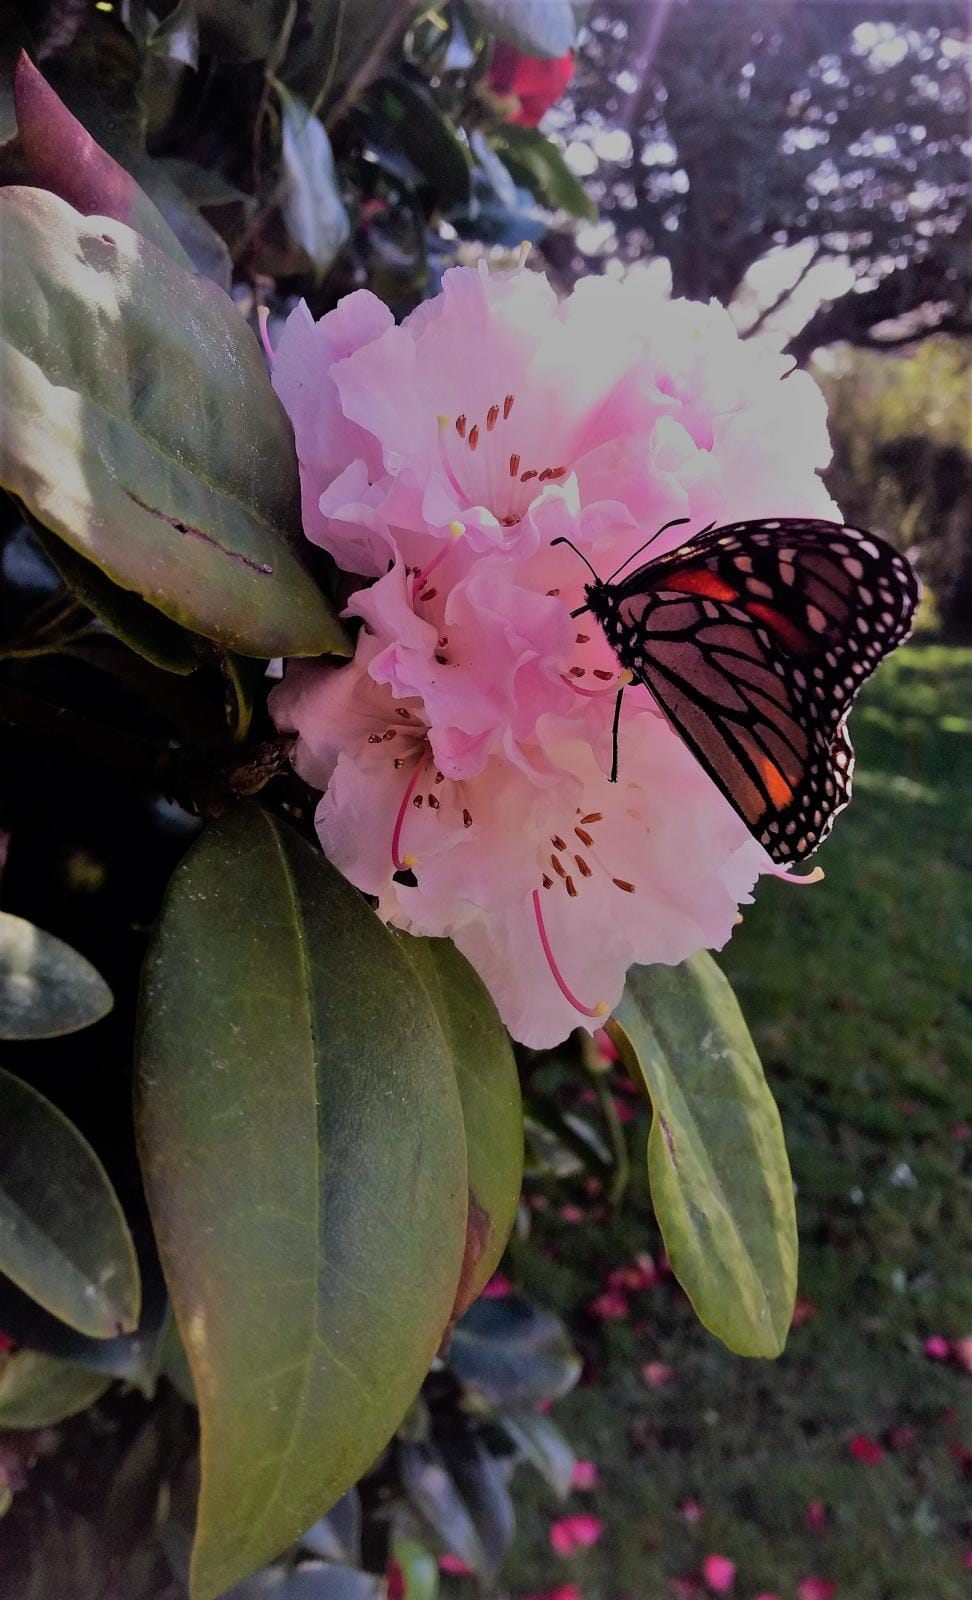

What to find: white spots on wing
left=806, top=604, right=828, bottom=633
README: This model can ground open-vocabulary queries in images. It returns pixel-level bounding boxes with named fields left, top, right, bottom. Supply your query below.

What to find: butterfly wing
left=596, top=518, right=918, bottom=863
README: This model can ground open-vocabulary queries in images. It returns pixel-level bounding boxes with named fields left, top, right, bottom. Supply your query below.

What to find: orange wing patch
left=662, top=569, right=738, bottom=602
left=757, top=756, right=794, bottom=809
left=745, top=601, right=810, bottom=656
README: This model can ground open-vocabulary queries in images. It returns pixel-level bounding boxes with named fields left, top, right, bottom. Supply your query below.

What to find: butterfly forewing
left=588, top=519, right=918, bottom=863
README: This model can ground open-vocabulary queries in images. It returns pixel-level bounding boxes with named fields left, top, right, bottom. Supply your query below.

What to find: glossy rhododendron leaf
left=0, top=1068, right=140, bottom=1339
left=0, top=1349, right=111, bottom=1428
left=608, top=953, right=797, bottom=1358
left=0, top=187, right=346, bottom=659
left=448, top=1295, right=581, bottom=1406
left=136, top=807, right=468, bottom=1600
left=14, top=53, right=193, bottom=270
left=0, top=911, right=112, bottom=1040
left=396, top=934, right=522, bottom=1317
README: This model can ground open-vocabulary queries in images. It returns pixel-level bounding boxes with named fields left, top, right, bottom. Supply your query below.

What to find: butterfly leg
left=610, top=685, right=625, bottom=784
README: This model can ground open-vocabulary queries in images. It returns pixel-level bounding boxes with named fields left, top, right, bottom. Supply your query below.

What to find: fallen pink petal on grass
left=523, top=1587, right=583, bottom=1600
left=588, top=1290, right=629, bottom=1320
left=549, top=1515, right=603, bottom=1556
left=797, top=1580, right=838, bottom=1600
left=848, top=1433, right=884, bottom=1464
left=923, top=1335, right=951, bottom=1360
left=702, top=1554, right=736, bottom=1593
left=642, top=1361, right=675, bottom=1388
left=678, top=1497, right=704, bottom=1523
left=438, top=1555, right=474, bottom=1576
left=570, top=1460, right=599, bottom=1490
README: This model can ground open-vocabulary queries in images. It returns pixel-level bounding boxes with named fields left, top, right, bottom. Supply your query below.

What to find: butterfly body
left=583, top=518, right=919, bottom=864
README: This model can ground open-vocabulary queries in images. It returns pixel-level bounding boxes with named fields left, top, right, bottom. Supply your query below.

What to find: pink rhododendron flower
left=270, top=265, right=837, bottom=1046
left=701, top=1554, right=735, bottom=1593
left=549, top=1514, right=603, bottom=1555
left=571, top=1459, right=599, bottom=1490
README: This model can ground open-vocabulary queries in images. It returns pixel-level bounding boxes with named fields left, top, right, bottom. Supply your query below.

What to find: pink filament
left=391, top=753, right=426, bottom=870
left=532, top=889, right=606, bottom=1018
left=413, top=544, right=451, bottom=598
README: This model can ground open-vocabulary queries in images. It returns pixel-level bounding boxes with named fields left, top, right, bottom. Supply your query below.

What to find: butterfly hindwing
left=587, top=519, right=918, bottom=863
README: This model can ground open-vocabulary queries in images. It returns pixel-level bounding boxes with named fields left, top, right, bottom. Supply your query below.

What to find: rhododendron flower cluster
left=270, top=263, right=838, bottom=1046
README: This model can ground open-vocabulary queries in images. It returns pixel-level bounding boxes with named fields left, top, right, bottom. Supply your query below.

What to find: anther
left=565, top=875, right=578, bottom=898
left=575, top=855, right=592, bottom=877
left=468, top=425, right=479, bottom=451
left=581, top=812, right=602, bottom=824
left=413, top=794, right=424, bottom=809
left=550, top=855, right=566, bottom=878
left=575, top=827, right=594, bottom=848
left=462, top=808, right=473, bottom=828
left=503, top=394, right=515, bottom=419
left=576, top=633, right=589, bottom=644
left=542, top=873, right=553, bottom=889
left=539, top=468, right=553, bottom=482
left=613, top=878, right=635, bottom=893
left=435, top=653, right=448, bottom=665
left=455, top=414, right=466, bottom=438
left=551, top=835, right=567, bottom=851
left=395, top=708, right=412, bottom=720
left=547, top=588, right=560, bottom=597
left=421, top=587, right=439, bottom=601
left=428, top=794, right=440, bottom=810
left=521, top=469, right=537, bottom=482
left=382, top=730, right=396, bottom=740
left=592, top=669, right=614, bottom=681
left=434, top=770, right=445, bottom=784
left=509, top=453, right=521, bottom=477
left=394, top=758, right=406, bottom=768
left=486, top=404, right=499, bottom=431
left=437, top=636, right=448, bottom=649
left=368, top=733, right=383, bottom=744
left=569, top=666, right=586, bottom=678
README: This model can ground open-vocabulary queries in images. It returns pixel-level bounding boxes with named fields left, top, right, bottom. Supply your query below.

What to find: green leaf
left=281, top=1, right=408, bottom=113
left=0, top=186, right=346, bottom=660
left=0, top=1067, right=140, bottom=1338
left=498, top=1408, right=574, bottom=1497
left=448, top=1295, right=580, bottom=1406
left=396, top=936, right=522, bottom=1318
left=363, top=76, right=473, bottom=211
left=468, top=0, right=577, bottom=57
left=136, top=808, right=468, bottom=1600
left=32, top=520, right=201, bottom=675
left=0, top=1348, right=111, bottom=1428
left=277, top=85, right=351, bottom=281
left=493, top=127, right=595, bottom=221
left=0, top=912, right=112, bottom=1040
left=607, top=952, right=798, bottom=1359
left=390, top=1537, right=439, bottom=1600
left=197, top=0, right=293, bottom=63
left=0, top=1258, right=169, bottom=1394
left=14, top=52, right=193, bottom=270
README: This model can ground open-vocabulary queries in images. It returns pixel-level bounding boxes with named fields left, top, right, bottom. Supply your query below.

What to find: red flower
left=848, top=1433, right=884, bottom=1465
left=588, top=1289, right=628, bottom=1321
left=0, top=1332, right=16, bottom=1353
left=549, top=1514, right=603, bottom=1556
left=642, top=1361, right=675, bottom=1389
left=487, top=43, right=574, bottom=126
left=923, top=1335, right=950, bottom=1361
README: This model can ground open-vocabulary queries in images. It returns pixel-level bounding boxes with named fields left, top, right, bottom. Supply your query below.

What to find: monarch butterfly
left=561, top=517, right=919, bottom=864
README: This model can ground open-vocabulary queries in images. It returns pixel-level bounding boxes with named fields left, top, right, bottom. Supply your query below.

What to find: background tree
left=557, top=0, right=970, bottom=360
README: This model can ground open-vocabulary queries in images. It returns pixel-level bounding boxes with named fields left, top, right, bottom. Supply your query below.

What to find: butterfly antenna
left=606, top=517, right=693, bottom=583
left=550, top=536, right=601, bottom=584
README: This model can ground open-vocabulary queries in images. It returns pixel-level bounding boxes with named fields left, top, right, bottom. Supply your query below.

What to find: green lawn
left=505, top=637, right=972, bottom=1600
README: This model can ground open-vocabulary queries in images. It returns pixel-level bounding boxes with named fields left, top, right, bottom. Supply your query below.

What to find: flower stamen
left=391, top=751, right=427, bottom=872
left=532, top=890, right=609, bottom=1019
